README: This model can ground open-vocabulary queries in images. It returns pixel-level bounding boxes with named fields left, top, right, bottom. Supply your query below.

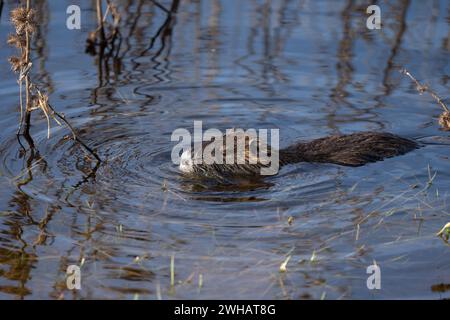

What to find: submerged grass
left=436, top=222, right=450, bottom=242
left=279, top=255, right=291, bottom=272
left=170, top=254, right=175, bottom=287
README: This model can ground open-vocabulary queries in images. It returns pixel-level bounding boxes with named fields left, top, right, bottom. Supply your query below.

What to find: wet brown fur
left=279, top=132, right=418, bottom=167
left=189, top=132, right=418, bottom=178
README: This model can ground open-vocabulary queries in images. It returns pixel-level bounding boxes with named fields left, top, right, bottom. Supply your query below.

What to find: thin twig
left=400, top=68, right=449, bottom=113
left=47, top=103, right=101, bottom=162
left=96, top=0, right=106, bottom=44
left=24, top=0, right=32, bottom=136
left=150, top=0, right=170, bottom=14
left=17, top=77, right=24, bottom=134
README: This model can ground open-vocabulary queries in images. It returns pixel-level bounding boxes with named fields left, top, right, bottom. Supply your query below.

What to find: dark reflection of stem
left=97, top=40, right=107, bottom=87
left=232, top=0, right=297, bottom=101
left=0, top=0, right=3, bottom=22
left=261, top=0, right=272, bottom=92
left=204, top=0, right=221, bottom=86
left=2, top=195, right=60, bottom=298
left=148, top=0, right=179, bottom=85
left=273, top=0, right=300, bottom=57
left=33, top=206, right=57, bottom=246
left=16, top=128, right=38, bottom=189
left=33, top=0, right=53, bottom=93
left=445, top=7, right=450, bottom=52
left=15, top=128, right=49, bottom=193
left=328, top=1, right=385, bottom=132
left=153, top=0, right=179, bottom=59
left=17, top=113, right=99, bottom=205
left=327, top=0, right=354, bottom=133
left=150, top=0, right=170, bottom=14
left=87, top=0, right=123, bottom=87
left=140, top=0, right=180, bottom=57
left=232, top=0, right=261, bottom=94
left=64, top=160, right=101, bottom=205
left=129, top=0, right=180, bottom=100
left=0, top=229, right=36, bottom=298
left=371, top=0, right=410, bottom=113
left=3, top=150, right=57, bottom=299
left=331, top=0, right=354, bottom=103
left=381, top=0, right=410, bottom=96
left=193, top=0, right=201, bottom=84
left=120, top=0, right=144, bottom=60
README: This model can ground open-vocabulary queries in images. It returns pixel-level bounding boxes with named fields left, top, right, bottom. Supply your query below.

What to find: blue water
left=0, top=0, right=449, bottom=299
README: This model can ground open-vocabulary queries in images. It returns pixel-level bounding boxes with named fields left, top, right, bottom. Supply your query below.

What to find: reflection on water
left=0, top=0, right=449, bottom=299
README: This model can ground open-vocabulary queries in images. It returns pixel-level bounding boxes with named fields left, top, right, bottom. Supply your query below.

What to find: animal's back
left=179, top=131, right=418, bottom=179
left=280, top=132, right=418, bottom=167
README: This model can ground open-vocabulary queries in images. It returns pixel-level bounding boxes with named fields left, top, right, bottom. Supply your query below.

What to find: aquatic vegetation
left=400, top=68, right=450, bottom=131
left=7, top=0, right=100, bottom=162
left=86, top=0, right=122, bottom=55
left=436, top=222, right=450, bottom=242
left=85, top=0, right=123, bottom=86
left=170, top=254, right=175, bottom=287
left=279, top=255, right=291, bottom=273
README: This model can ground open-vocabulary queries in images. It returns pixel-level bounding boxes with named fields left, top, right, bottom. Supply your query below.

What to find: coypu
left=179, top=131, right=418, bottom=179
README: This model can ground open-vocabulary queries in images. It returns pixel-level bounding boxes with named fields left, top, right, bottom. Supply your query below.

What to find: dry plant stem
left=102, top=3, right=110, bottom=22
left=8, top=2, right=101, bottom=163
left=18, top=77, right=23, bottom=134
left=47, top=103, right=101, bottom=162
left=24, top=0, right=32, bottom=136
left=96, top=0, right=106, bottom=44
left=401, top=68, right=449, bottom=113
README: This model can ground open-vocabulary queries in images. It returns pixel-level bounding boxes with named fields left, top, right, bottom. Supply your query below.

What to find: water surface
left=0, top=0, right=450, bottom=299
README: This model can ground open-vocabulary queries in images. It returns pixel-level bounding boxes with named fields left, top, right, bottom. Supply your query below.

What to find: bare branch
left=400, top=68, right=449, bottom=113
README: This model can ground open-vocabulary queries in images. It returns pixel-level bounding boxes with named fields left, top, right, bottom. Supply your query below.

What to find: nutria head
left=180, top=149, right=194, bottom=173
left=178, top=131, right=277, bottom=177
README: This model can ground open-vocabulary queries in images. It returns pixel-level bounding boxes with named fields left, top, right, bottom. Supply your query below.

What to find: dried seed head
left=10, top=7, right=36, bottom=35
left=7, top=34, right=25, bottom=48
left=439, top=111, right=450, bottom=131
left=10, top=8, right=27, bottom=34
left=8, top=56, right=22, bottom=73
left=10, top=7, right=27, bottom=23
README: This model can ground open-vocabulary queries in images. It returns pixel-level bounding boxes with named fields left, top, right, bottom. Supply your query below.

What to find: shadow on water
left=0, top=0, right=449, bottom=299
left=178, top=174, right=273, bottom=202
